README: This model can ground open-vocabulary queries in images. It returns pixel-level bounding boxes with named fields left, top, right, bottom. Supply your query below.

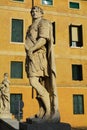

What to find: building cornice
left=57, top=84, right=87, bottom=88
left=0, top=50, right=87, bottom=60
left=55, top=54, right=87, bottom=60
left=0, top=5, right=87, bottom=19
left=0, top=5, right=30, bottom=12
left=45, top=10, right=87, bottom=19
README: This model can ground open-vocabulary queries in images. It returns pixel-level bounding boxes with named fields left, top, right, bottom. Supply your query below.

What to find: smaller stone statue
left=0, top=73, right=10, bottom=113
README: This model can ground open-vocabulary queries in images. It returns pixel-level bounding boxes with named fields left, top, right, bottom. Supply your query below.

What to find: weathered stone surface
left=25, top=6, right=60, bottom=122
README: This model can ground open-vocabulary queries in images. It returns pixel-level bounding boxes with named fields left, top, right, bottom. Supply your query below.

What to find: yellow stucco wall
left=0, top=0, right=87, bottom=127
left=58, top=87, right=87, bottom=127
left=10, top=86, right=87, bottom=127
left=10, top=85, right=39, bottom=121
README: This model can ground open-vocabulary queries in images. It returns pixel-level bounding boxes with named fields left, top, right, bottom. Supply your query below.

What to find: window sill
left=70, top=46, right=83, bottom=48
left=10, top=42, right=24, bottom=44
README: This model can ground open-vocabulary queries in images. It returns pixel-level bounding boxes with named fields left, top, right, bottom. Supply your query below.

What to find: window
left=69, top=2, right=80, bottom=9
left=42, top=0, right=53, bottom=5
left=52, top=22, right=55, bottom=44
left=11, top=61, right=23, bottom=79
left=73, top=95, right=84, bottom=114
left=69, top=25, right=83, bottom=47
left=10, top=94, right=23, bottom=120
left=13, top=0, right=24, bottom=2
left=11, top=19, right=23, bottom=43
left=72, top=64, right=83, bottom=81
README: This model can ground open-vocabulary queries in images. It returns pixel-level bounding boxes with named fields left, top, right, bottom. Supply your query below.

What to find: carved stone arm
left=31, top=38, right=46, bottom=52
left=28, top=38, right=46, bottom=59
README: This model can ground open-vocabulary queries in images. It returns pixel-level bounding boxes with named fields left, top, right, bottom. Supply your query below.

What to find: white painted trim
left=10, top=0, right=25, bottom=4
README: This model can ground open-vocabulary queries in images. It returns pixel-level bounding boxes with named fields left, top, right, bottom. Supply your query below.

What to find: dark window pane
left=73, top=95, right=84, bottom=114
left=52, top=22, right=55, bottom=44
left=69, top=2, right=79, bottom=9
left=11, top=19, right=23, bottom=42
left=11, top=61, right=23, bottom=79
left=69, top=25, right=72, bottom=46
left=72, top=65, right=78, bottom=80
left=78, top=25, right=83, bottom=47
left=72, top=65, right=83, bottom=80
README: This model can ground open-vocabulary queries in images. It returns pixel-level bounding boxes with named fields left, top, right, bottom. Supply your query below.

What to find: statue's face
left=31, top=8, right=42, bottom=19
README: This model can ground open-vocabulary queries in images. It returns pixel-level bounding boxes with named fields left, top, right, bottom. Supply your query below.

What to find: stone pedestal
left=0, top=118, right=19, bottom=130
left=0, top=113, right=12, bottom=118
left=19, top=122, right=71, bottom=130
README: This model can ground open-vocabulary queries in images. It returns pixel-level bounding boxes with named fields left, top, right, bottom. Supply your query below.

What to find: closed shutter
left=11, top=61, right=23, bottom=78
left=11, top=19, right=23, bottom=42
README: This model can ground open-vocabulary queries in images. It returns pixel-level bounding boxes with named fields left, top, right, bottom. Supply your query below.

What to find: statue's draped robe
left=0, top=79, right=10, bottom=112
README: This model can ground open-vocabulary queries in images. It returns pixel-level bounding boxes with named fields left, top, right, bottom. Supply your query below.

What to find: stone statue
left=25, top=6, right=60, bottom=122
left=0, top=73, right=10, bottom=114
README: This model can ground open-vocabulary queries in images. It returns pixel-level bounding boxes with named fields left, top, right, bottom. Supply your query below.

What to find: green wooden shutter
left=72, top=65, right=83, bottom=80
left=73, top=95, right=78, bottom=114
left=10, top=94, right=22, bottom=118
left=78, top=96, right=84, bottom=114
left=11, top=61, right=23, bottom=78
left=69, top=2, right=79, bottom=9
left=10, top=94, right=15, bottom=114
left=78, top=65, right=83, bottom=80
left=73, top=95, right=84, bottom=114
left=11, top=19, right=23, bottom=42
left=72, top=65, right=78, bottom=80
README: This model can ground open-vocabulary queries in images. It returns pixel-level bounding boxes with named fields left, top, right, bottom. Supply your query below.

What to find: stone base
left=0, top=119, right=17, bottom=130
left=19, top=122, right=71, bottom=130
left=0, top=118, right=19, bottom=130
left=0, top=113, right=12, bottom=118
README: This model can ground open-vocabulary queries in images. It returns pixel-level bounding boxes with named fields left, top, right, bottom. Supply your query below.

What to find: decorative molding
left=11, top=84, right=31, bottom=88
left=45, top=10, right=87, bottom=19
left=57, top=84, right=87, bottom=88
left=0, top=50, right=25, bottom=56
left=0, top=50, right=87, bottom=61
left=55, top=54, right=87, bottom=60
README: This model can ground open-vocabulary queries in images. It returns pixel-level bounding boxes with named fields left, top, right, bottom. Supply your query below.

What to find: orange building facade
left=0, top=0, right=87, bottom=127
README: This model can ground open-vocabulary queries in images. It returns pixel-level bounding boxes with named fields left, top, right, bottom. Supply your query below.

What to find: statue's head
left=30, top=6, right=44, bottom=19
left=4, top=73, right=8, bottom=78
